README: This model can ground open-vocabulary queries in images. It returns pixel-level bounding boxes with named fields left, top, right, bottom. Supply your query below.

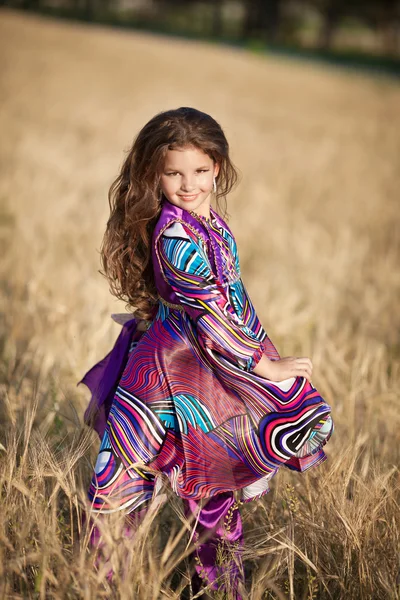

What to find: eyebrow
left=164, top=166, right=210, bottom=171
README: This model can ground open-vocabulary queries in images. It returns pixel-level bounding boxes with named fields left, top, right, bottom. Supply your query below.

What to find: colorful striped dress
left=84, top=202, right=333, bottom=516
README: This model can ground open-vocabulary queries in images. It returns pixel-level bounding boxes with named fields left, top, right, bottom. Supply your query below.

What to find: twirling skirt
left=79, top=314, right=333, bottom=515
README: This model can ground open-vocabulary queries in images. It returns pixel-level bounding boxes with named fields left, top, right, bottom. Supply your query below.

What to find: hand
left=255, top=355, right=313, bottom=383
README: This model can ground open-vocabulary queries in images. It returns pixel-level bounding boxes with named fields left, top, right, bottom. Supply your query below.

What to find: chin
left=165, top=193, right=211, bottom=212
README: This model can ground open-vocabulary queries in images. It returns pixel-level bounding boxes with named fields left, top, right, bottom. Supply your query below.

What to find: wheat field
left=0, top=7, right=399, bottom=599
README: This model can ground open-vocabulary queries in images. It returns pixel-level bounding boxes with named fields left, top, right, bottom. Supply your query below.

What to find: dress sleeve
left=158, top=222, right=266, bottom=372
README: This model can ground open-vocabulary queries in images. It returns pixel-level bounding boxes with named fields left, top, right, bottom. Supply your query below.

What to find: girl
left=79, top=107, right=333, bottom=598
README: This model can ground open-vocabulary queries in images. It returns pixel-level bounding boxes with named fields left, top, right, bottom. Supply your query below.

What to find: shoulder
left=161, top=220, right=193, bottom=241
left=160, top=219, right=208, bottom=249
left=159, top=221, right=212, bottom=276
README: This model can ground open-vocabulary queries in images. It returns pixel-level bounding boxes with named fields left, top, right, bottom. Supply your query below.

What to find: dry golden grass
left=0, top=7, right=399, bottom=599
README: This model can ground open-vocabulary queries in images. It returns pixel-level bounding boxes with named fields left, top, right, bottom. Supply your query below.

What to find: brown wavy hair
left=100, top=107, right=239, bottom=320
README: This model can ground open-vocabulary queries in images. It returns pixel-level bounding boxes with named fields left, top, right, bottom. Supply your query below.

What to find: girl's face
left=159, top=146, right=220, bottom=218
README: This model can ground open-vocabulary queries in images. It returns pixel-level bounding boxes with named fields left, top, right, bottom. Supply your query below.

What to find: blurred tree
left=211, top=0, right=224, bottom=37
left=242, top=0, right=284, bottom=42
left=67, top=0, right=94, bottom=20
left=241, top=0, right=259, bottom=38
left=69, top=0, right=115, bottom=21
left=83, top=0, right=95, bottom=20
left=151, top=0, right=190, bottom=21
left=311, top=0, right=399, bottom=54
left=20, top=0, right=42, bottom=8
left=153, top=0, right=188, bottom=7
left=310, top=0, right=348, bottom=50
left=4, top=0, right=399, bottom=57
left=367, top=0, right=400, bottom=55
left=318, top=0, right=348, bottom=50
left=264, top=0, right=283, bottom=42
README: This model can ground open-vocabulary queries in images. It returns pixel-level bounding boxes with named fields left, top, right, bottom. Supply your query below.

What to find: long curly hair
left=100, top=107, right=239, bottom=320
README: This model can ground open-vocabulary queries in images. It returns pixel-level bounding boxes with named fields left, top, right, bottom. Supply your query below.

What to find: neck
left=159, top=199, right=214, bottom=224
left=190, top=204, right=213, bottom=220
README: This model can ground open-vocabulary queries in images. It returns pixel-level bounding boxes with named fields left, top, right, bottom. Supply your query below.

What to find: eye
left=197, top=169, right=209, bottom=173
left=166, top=172, right=179, bottom=176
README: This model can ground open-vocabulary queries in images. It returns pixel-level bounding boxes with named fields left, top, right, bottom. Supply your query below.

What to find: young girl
left=79, top=106, right=333, bottom=598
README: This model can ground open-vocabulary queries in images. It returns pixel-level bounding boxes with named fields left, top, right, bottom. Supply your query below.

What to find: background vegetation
left=0, top=6, right=399, bottom=599
left=1, top=0, right=400, bottom=75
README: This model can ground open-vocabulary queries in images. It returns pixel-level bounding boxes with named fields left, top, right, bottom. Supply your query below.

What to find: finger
left=300, top=373, right=311, bottom=383
left=292, top=361, right=312, bottom=373
left=297, top=368, right=312, bottom=381
left=296, top=362, right=313, bottom=376
left=296, top=358, right=313, bottom=369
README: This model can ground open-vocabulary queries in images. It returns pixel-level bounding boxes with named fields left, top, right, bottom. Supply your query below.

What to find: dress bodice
left=186, top=209, right=241, bottom=285
left=151, top=202, right=240, bottom=308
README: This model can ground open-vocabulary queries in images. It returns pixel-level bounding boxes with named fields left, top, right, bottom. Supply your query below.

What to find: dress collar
left=155, top=200, right=224, bottom=281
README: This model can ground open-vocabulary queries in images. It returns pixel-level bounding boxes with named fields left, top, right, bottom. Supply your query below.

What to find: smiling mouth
left=178, top=193, right=199, bottom=201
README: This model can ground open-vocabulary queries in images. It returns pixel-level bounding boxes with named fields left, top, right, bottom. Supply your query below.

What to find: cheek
left=199, top=173, right=213, bottom=189
left=161, top=176, right=175, bottom=191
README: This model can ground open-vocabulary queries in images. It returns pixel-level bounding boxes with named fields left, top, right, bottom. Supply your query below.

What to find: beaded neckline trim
left=158, top=296, right=185, bottom=311
left=188, top=208, right=216, bottom=224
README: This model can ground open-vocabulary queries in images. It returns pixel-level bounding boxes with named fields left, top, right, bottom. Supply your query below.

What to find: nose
left=180, top=175, right=196, bottom=192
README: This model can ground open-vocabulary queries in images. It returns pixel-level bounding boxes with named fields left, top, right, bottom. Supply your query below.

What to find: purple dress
left=79, top=200, right=333, bottom=515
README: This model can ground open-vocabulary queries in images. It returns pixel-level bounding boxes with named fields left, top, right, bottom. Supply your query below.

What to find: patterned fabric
left=87, top=204, right=333, bottom=513
left=87, top=486, right=245, bottom=598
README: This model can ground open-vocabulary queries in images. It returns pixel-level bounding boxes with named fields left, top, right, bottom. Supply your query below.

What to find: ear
left=214, top=162, right=221, bottom=178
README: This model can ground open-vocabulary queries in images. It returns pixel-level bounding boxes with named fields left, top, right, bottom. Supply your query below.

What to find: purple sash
left=77, top=317, right=140, bottom=437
